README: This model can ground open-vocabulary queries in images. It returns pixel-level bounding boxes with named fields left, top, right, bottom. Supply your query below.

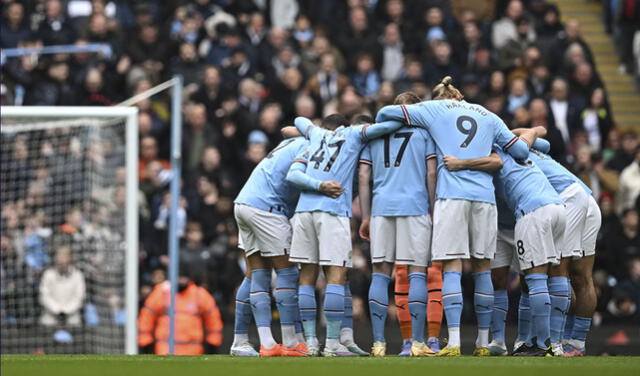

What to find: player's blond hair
left=432, top=76, right=464, bottom=101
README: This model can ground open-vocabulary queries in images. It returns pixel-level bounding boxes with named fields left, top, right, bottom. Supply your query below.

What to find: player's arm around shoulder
left=443, top=152, right=504, bottom=172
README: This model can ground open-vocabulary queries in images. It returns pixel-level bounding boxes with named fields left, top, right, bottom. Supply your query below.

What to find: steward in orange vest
left=138, top=276, right=223, bottom=355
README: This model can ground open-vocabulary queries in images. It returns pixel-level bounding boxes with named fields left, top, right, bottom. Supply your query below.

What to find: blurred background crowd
left=1, top=0, right=639, bottom=353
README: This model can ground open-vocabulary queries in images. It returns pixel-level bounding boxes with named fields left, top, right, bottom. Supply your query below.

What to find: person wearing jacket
left=138, top=267, right=223, bottom=355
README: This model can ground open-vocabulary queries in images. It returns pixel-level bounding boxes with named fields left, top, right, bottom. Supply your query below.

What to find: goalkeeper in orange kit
left=395, top=262, right=443, bottom=355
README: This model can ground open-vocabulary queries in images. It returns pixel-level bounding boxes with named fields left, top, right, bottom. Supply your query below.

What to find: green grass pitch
left=2, top=355, right=640, bottom=376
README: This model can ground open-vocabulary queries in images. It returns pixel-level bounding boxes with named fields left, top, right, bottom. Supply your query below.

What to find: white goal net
left=0, top=107, right=138, bottom=354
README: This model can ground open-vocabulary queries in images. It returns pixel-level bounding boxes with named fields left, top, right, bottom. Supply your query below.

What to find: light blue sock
left=549, top=276, right=570, bottom=344
left=409, top=272, right=427, bottom=343
left=324, top=284, right=345, bottom=340
left=492, top=290, right=508, bottom=343
left=368, top=273, right=390, bottom=343
left=342, top=282, right=353, bottom=329
left=517, top=292, right=532, bottom=344
left=299, top=285, right=317, bottom=339
left=234, top=277, right=252, bottom=334
left=275, top=267, right=298, bottom=327
left=571, top=316, right=592, bottom=343
left=525, top=273, right=551, bottom=349
left=564, top=314, right=575, bottom=341
left=250, top=269, right=272, bottom=328
left=473, top=271, right=494, bottom=331
left=442, top=271, right=463, bottom=329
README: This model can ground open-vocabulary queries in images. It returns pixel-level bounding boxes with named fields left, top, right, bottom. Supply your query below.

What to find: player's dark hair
left=393, top=92, right=422, bottom=105
left=432, top=76, right=464, bottom=101
left=352, top=114, right=374, bottom=125
left=321, top=114, right=347, bottom=130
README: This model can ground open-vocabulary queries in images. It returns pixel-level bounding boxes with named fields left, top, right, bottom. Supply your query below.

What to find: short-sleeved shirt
left=528, top=149, right=592, bottom=196
left=359, top=126, right=435, bottom=216
left=295, top=125, right=370, bottom=217
left=382, top=100, right=524, bottom=204
left=493, top=147, right=564, bottom=220
left=235, top=137, right=307, bottom=217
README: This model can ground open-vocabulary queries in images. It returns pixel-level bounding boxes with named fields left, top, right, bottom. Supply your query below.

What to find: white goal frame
left=0, top=106, right=139, bottom=354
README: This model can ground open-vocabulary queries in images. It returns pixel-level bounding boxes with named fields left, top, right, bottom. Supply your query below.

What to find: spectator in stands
left=352, top=53, right=381, bottom=101
left=1, top=2, right=30, bottom=49
left=548, top=77, right=582, bottom=154
left=191, top=65, right=226, bottom=118
left=337, top=6, right=379, bottom=72
left=580, top=87, right=613, bottom=152
left=608, top=131, right=639, bottom=173
left=607, top=209, right=640, bottom=281
left=138, top=136, right=170, bottom=182
left=170, top=42, right=205, bottom=88
left=182, top=103, right=217, bottom=177
left=492, top=0, right=536, bottom=50
left=137, top=263, right=223, bottom=355
left=379, top=23, right=405, bottom=82
left=306, top=53, right=350, bottom=108
left=498, top=17, right=535, bottom=71
left=39, top=247, right=86, bottom=327
left=550, top=19, right=594, bottom=73
left=574, top=145, right=619, bottom=198
left=618, top=258, right=640, bottom=316
left=300, top=35, right=346, bottom=78
left=617, top=146, right=640, bottom=214
left=180, top=222, right=219, bottom=291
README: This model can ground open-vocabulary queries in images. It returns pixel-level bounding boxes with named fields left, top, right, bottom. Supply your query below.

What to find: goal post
left=1, top=106, right=138, bottom=354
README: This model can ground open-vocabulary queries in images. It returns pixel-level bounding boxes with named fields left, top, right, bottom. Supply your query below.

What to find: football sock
left=251, top=269, right=276, bottom=348
left=294, top=306, right=304, bottom=343
left=525, top=273, right=551, bottom=349
left=570, top=316, right=591, bottom=348
left=299, top=284, right=317, bottom=340
left=563, top=285, right=574, bottom=341
left=275, top=267, right=299, bottom=348
left=517, top=292, right=531, bottom=344
left=369, top=273, right=391, bottom=343
left=427, top=263, right=443, bottom=339
left=409, top=272, right=427, bottom=343
left=324, top=284, right=345, bottom=349
left=341, top=282, right=355, bottom=345
left=473, top=271, right=494, bottom=348
left=233, top=277, right=252, bottom=345
left=564, top=315, right=575, bottom=342
left=395, top=265, right=412, bottom=340
left=442, top=271, right=463, bottom=347
left=491, top=289, right=508, bottom=344
left=549, top=276, right=570, bottom=344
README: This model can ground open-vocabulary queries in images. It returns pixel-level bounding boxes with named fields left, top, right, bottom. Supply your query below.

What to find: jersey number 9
left=456, top=115, right=477, bottom=148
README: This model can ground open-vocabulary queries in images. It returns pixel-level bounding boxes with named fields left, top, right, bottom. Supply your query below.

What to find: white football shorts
left=289, top=211, right=352, bottom=267
left=370, top=215, right=431, bottom=267
left=235, top=204, right=292, bottom=257
left=559, top=183, right=589, bottom=258
left=432, top=199, right=497, bottom=261
left=514, top=204, right=566, bottom=270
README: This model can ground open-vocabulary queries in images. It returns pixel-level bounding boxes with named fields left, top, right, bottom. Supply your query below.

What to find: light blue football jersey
left=376, top=100, right=527, bottom=204
left=360, top=126, right=435, bottom=216
left=234, top=137, right=307, bottom=217
left=294, top=125, right=369, bottom=217
left=493, top=147, right=564, bottom=220
left=528, top=149, right=592, bottom=196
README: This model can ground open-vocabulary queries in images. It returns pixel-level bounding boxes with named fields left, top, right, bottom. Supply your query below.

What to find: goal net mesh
left=1, top=116, right=128, bottom=354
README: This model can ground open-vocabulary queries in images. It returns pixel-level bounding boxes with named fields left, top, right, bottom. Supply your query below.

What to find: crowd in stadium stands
left=1, top=0, right=639, bottom=351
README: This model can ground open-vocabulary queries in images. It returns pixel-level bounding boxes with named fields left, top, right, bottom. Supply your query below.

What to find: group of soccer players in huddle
left=230, top=76, right=601, bottom=358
